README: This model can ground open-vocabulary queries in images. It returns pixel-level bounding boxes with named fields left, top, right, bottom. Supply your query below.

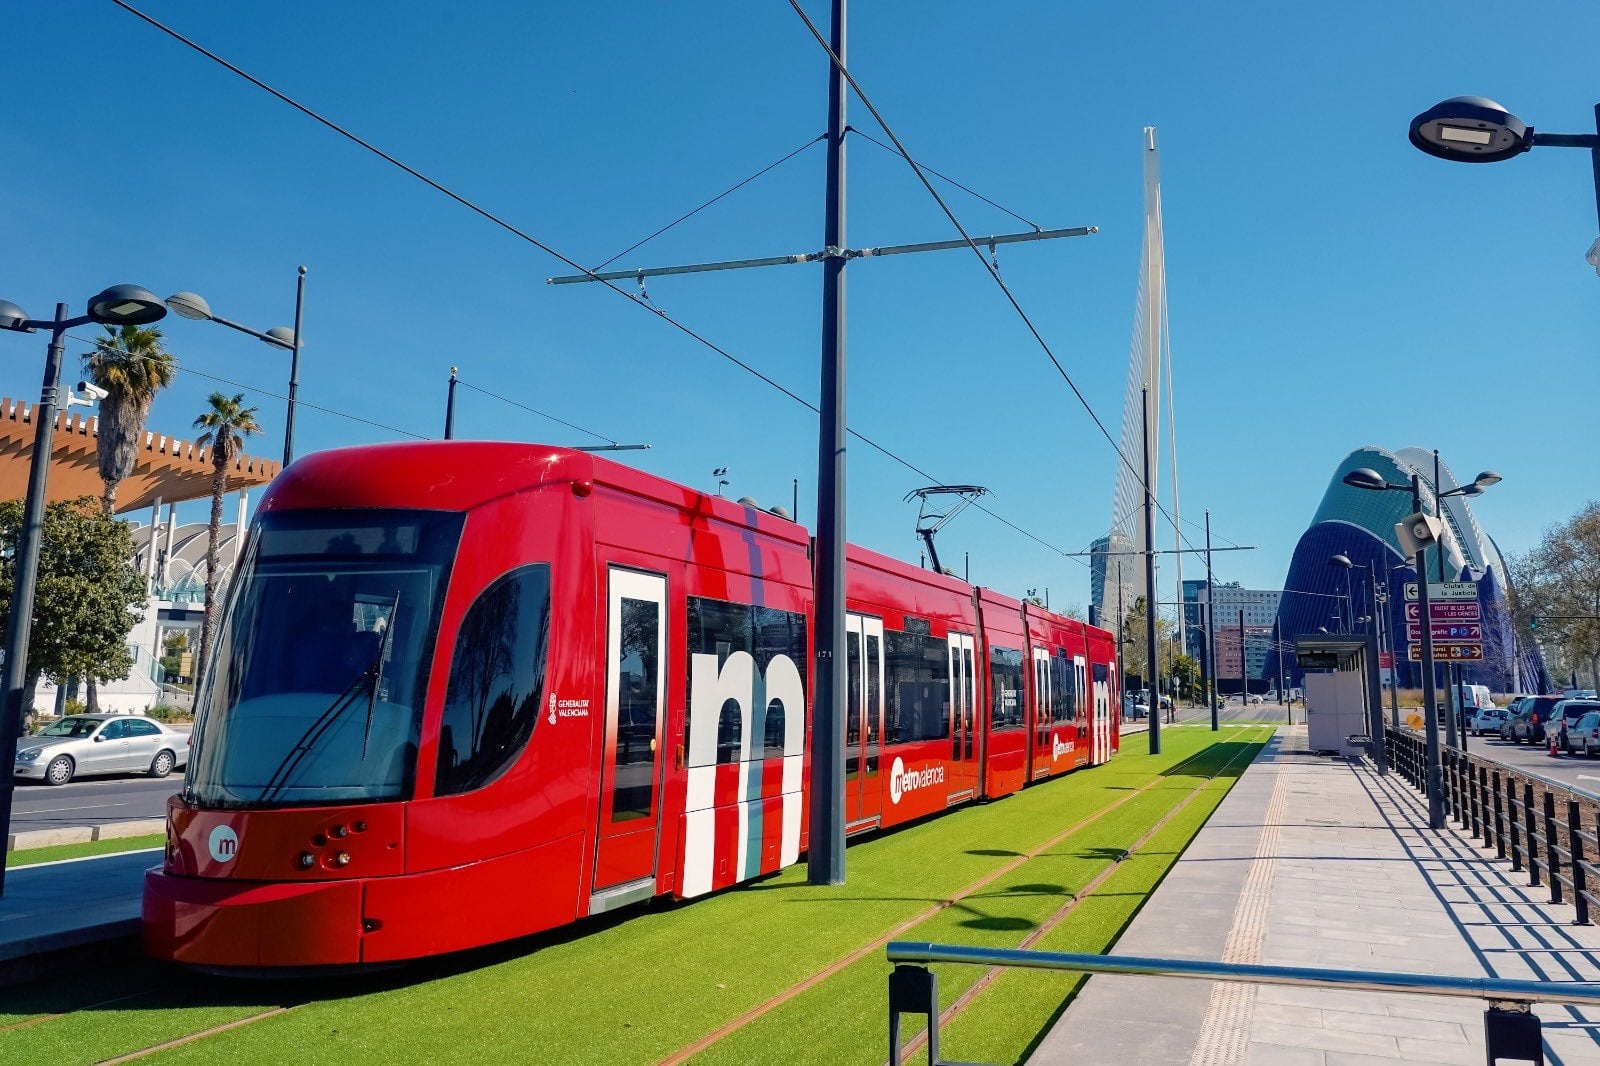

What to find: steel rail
left=885, top=941, right=1600, bottom=1007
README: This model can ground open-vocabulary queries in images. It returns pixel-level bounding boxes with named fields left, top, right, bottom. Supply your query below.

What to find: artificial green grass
left=5, top=834, right=164, bottom=867
left=1, top=727, right=1268, bottom=1065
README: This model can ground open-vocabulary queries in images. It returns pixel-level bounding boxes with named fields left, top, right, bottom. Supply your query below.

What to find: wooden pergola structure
left=0, top=396, right=279, bottom=512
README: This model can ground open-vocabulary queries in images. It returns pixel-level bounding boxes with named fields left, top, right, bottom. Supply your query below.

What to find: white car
left=1470, top=707, right=1510, bottom=737
left=14, top=713, right=189, bottom=786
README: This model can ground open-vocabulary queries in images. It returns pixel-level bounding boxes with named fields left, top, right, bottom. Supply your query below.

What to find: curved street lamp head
left=0, top=299, right=32, bottom=332
left=1330, top=554, right=1354, bottom=569
left=1473, top=470, right=1503, bottom=488
left=165, top=291, right=213, bottom=321
left=264, top=326, right=296, bottom=349
left=88, top=285, right=166, bottom=326
left=1342, top=468, right=1390, bottom=491
left=1409, top=96, right=1533, bottom=164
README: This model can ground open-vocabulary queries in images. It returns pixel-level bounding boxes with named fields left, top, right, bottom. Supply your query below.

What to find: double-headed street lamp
left=0, top=284, right=168, bottom=897
left=1409, top=97, right=1600, bottom=268
left=166, top=265, right=306, bottom=466
left=1343, top=466, right=1501, bottom=828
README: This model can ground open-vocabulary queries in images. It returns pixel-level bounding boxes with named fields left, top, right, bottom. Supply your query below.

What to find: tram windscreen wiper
left=362, top=593, right=400, bottom=759
left=256, top=594, right=400, bottom=804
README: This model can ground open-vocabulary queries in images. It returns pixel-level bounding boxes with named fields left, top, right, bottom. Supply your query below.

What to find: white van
left=1454, top=684, right=1494, bottom=712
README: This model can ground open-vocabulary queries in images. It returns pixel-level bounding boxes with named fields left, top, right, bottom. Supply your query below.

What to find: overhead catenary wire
left=103, top=1, right=1091, bottom=570
left=845, top=126, right=1043, bottom=232
left=785, top=0, right=1213, bottom=568
left=592, top=134, right=827, bottom=272
left=69, top=331, right=429, bottom=441
left=453, top=378, right=620, bottom=446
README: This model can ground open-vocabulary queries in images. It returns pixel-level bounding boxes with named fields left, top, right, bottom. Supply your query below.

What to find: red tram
left=143, top=443, right=1120, bottom=969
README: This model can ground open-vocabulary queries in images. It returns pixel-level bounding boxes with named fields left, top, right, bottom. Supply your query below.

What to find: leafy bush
left=146, top=704, right=189, bottom=722
left=63, top=697, right=87, bottom=717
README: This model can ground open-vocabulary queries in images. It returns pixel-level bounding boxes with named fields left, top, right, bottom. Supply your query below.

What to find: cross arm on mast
left=546, top=225, right=1097, bottom=285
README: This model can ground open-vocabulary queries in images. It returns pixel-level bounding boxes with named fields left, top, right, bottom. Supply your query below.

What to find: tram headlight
left=333, top=852, right=351, bottom=867
left=297, top=852, right=316, bottom=870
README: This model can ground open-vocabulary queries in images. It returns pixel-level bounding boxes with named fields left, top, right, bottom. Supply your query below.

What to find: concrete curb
left=6, top=817, right=165, bottom=852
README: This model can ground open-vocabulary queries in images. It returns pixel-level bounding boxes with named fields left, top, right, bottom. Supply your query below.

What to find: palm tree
left=83, top=325, right=177, bottom=515
left=193, top=392, right=262, bottom=684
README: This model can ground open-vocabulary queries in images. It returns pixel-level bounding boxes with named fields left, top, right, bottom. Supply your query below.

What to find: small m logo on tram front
left=208, top=825, right=239, bottom=863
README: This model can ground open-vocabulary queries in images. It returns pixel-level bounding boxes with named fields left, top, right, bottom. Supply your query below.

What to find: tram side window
left=685, top=596, right=808, bottom=767
left=989, top=646, right=1024, bottom=730
left=1093, top=662, right=1110, bottom=707
left=883, top=624, right=950, bottom=744
left=435, top=565, right=552, bottom=797
left=1051, top=651, right=1074, bottom=724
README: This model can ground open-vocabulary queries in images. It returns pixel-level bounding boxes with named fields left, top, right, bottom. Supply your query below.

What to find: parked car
left=12, top=713, right=188, bottom=786
left=1127, top=700, right=1149, bottom=720
left=1470, top=707, right=1510, bottom=737
left=1568, top=711, right=1600, bottom=757
left=1507, top=696, right=1564, bottom=743
left=1546, top=700, right=1600, bottom=748
left=1499, top=697, right=1527, bottom=740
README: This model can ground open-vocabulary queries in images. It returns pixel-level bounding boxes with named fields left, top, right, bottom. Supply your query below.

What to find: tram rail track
left=9, top=728, right=1265, bottom=1063
left=886, top=732, right=1265, bottom=1064
left=658, top=725, right=1264, bottom=1065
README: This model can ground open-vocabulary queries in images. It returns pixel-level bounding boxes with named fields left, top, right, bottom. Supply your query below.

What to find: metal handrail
left=886, top=941, right=1600, bottom=1006
left=887, top=941, right=1582, bottom=1064
left=1385, top=726, right=1600, bottom=925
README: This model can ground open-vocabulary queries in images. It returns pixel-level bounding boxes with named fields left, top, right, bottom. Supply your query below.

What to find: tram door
left=592, top=568, right=667, bottom=899
left=846, top=614, right=885, bottom=826
left=1030, top=647, right=1051, bottom=779
left=948, top=633, right=976, bottom=794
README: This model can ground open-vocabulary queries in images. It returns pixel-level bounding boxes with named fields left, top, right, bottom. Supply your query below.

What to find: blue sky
left=5, top=2, right=1598, bottom=612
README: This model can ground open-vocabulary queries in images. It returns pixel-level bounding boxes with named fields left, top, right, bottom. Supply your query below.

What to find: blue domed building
left=1271, top=447, right=1546, bottom=693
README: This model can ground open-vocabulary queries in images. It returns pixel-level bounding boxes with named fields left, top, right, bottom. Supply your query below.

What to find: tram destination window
left=989, top=646, right=1024, bottom=730
left=685, top=596, right=807, bottom=767
left=884, top=624, right=951, bottom=744
left=435, top=564, right=552, bottom=796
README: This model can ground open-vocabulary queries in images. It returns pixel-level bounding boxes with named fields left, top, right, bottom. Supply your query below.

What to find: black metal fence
left=1386, top=727, right=1600, bottom=926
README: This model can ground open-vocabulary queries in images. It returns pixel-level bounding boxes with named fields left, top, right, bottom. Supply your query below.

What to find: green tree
left=0, top=496, right=147, bottom=711
left=1172, top=653, right=1200, bottom=700
left=1513, top=502, right=1600, bottom=689
left=83, top=324, right=177, bottom=516
left=193, top=392, right=261, bottom=682
left=160, top=629, right=189, bottom=681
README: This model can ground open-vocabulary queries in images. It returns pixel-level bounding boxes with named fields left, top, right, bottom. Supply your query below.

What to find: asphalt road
left=9, top=774, right=177, bottom=833
left=1457, top=729, right=1600, bottom=795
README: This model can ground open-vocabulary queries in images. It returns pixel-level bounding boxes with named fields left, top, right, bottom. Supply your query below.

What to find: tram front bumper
left=143, top=866, right=364, bottom=968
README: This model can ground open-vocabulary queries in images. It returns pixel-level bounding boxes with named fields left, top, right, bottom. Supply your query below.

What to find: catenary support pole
left=808, top=0, right=848, bottom=886
left=1239, top=609, right=1247, bottom=708
left=284, top=266, right=306, bottom=467
left=1142, top=384, right=1160, bottom=755
left=1206, top=511, right=1217, bottom=731
left=444, top=366, right=458, bottom=439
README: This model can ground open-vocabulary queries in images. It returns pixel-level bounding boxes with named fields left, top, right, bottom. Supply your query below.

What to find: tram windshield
left=187, top=508, right=463, bottom=808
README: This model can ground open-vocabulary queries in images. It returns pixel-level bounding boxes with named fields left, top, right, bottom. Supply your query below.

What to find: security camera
left=76, top=381, right=109, bottom=401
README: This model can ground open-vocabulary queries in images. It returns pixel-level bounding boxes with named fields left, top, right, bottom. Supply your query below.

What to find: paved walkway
left=1032, top=726, right=1600, bottom=1066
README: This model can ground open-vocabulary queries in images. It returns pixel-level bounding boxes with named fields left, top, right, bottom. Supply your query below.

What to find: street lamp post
left=0, top=285, right=168, bottom=897
left=166, top=265, right=305, bottom=466
left=1410, top=97, right=1600, bottom=266
left=1343, top=465, right=1501, bottom=827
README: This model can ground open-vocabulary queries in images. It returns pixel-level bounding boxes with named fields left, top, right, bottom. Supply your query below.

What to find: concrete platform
left=1032, top=725, right=1600, bottom=1066
left=0, top=849, right=155, bottom=983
